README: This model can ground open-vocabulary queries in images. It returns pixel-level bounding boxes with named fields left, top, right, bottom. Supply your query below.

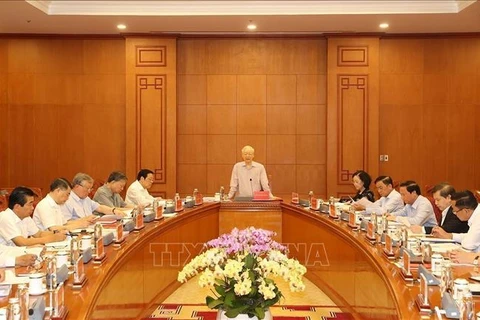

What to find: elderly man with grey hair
left=227, top=145, right=272, bottom=200
left=61, top=173, right=122, bottom=222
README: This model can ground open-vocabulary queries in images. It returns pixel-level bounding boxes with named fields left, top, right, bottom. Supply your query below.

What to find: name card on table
left=117, top=222, right=123, bottom=240
left=114, top=222, right=125, bottom=245
left=403, top=250, right=411, bottom=276
left=366, top=222, right=376, bottom=240
left=94, top=237, right=106, bottom=264
left=385, top=234, right=393, bottom=254
left=194, top=193, right=203, bottom=206
left=310, top=197, right=318, bottom=210
left=348, top=211, right=357, bottom=228
left=73, top=255, right=86, bottom=288
left=329, top=203, right=338, bottom=219
left=415, top=273, right=431, bottom=312
left=382, top=234, right=396, bottom=260
left=291, top=192, right=299, bottom=204
left=155, top=204, right=164, bottom=220
left=51, top=282, right=68, bottom=320
left=135, top=212, right=145, bottom=230
left=175, top=198, right=184, bottom=212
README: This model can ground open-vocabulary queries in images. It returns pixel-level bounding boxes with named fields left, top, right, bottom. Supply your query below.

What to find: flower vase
left=216, top=309, right=272, bottom=320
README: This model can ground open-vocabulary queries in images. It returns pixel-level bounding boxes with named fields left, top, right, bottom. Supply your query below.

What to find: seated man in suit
left=411, top=183, right=469, bottom=235
left=352, top=175, right=404, bottom=214
left=0, top=187, right=65, bottom=246
left=126, top=169, right=160, bottom=207
left=431, top=190, right=480, bottom=252
left=62, top=172, right=121, bottom=221
left=34, top=178, right=98, bottom=232
left=227, top=145, right=272, bottom=200
left=94, top=171, right=136, bottom=210
left=0, top=244, right=38, bottom=267
left=387, top=180, right=437, bottom=227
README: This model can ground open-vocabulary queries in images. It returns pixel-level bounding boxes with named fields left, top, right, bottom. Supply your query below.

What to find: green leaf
left=248, top=285, right=258, bottom=297
left=215, top=284, right=226, bottom=296
left=224, top=291, right=235, bottom=307
left=225, top=305, right=249, bottom=318
left=245, top=254, right=255, bottom=269
left=254, top=308, right=265, bottom=319
left=206, top=296, right=214, bottom=306
left=206, top=298, right=224, bottom=309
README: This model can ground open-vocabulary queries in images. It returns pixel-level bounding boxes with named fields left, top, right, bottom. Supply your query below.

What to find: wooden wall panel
left=178, top=105, right=206, bottom=134
left=0, top=38, right=125, bottom=193
left=177, top=38, right=327, bottom=199
left=125, top=38, right=176, bottom=198
left=379, top=38, right=480, bottom=192
left=327, top=38, right=380, bottom=197
left=266, top=105, right=296, bottom=134
left=237, top=104, right=266, bottom=134
left=206, top=164, right=233, bottom=194
left=206, top=105, right=236, bottom=134
left=7, top=104, right=36, bottom=186
left=0, top=41, right=7, bottom=182
left=206, top=135, right=236, bottom=164
left=422, top=103, right=448, bottom=185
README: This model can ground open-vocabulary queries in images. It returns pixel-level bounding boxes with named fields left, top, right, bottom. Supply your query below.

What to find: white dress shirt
left=0, top=208, right=39, bottom=246
left=0, top=244, right=29, bottom=267
left=62, top=191, right=100, bottom=221
left=228, top=161, right=271, bottom=198
left=452, top=205, right=480, bottom=252
left=367, top=189, right=404, bottom=215
left=126, top=180, right=155, bottom=206
left=33, top=194, right=67, bottom=231
left=394, top=195, right=437, bottom=227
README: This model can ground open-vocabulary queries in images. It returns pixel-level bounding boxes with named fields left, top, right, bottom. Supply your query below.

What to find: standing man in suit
left=227, top=145, right=272, bottom=200
left=411, top=183, right=469, bottom=236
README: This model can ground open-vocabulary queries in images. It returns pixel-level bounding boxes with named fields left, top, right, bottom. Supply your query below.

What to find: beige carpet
left=163, top=275, right=336, bottom=306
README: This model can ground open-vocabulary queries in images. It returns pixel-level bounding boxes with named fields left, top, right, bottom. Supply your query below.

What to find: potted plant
left=178, top=227, right=307, bottom=319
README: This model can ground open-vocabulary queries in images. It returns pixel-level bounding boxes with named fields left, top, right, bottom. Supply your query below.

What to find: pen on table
left=25, top=251, right=41, bottom=263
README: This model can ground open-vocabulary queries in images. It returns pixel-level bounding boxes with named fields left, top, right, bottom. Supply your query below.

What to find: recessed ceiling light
left=379, top=23, right=389, bottom=29
left=247, top=22, right=257, bottom=31
left=117, top=24, right=127, bottom=30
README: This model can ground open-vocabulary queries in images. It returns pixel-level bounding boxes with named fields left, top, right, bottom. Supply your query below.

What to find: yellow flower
left=224, top=259, right=244, bottom=279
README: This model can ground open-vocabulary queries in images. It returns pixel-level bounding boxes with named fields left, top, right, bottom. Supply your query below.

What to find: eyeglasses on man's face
left=79, top=184, right=93, bottom=192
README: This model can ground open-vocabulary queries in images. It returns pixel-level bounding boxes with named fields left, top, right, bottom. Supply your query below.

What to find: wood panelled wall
left=125, top=38, right=177, bottom=198
left=176, top=39, right=327, bottom=199
left=1, top=36, right=480, bottom=198
left=0, top=39, right=126, bottom=193
left=326, top=38, right=379, bottom=198
left=379, top=38, right=480, bottom=192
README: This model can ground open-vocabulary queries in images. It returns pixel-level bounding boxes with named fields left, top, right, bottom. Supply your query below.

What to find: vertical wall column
left=326, top=37, right=380, bottom=198
left=125, top=37, right=177, bottom=198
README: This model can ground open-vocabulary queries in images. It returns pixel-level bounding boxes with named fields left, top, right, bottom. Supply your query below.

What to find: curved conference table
left=22, top=200, right=476, bottom=319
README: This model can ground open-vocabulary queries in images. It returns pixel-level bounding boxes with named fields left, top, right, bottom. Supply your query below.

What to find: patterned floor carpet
left=147, top=304, right=353, bottom=320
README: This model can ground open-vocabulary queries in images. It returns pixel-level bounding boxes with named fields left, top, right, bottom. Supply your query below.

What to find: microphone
left=250, top=178, right=253, bottom=197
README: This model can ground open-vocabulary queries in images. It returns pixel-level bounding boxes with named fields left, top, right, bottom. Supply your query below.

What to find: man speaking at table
left=227, top=145, right=273, bottom=200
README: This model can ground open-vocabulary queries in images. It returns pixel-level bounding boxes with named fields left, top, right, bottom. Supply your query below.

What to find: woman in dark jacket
left=351, top=170, right=375, bottom=202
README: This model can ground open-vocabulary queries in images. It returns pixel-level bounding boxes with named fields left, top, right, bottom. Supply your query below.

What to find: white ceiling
left=0, top=0, right=480, bottom=35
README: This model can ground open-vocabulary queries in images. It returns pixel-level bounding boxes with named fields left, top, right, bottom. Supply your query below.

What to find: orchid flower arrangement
left=178, top=227, right=307, bottom=319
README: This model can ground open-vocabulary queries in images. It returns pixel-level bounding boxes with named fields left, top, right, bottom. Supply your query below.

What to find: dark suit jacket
left=424, top=206, right=470, bottom=234
left=352, top=189, right=375, bottom=202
